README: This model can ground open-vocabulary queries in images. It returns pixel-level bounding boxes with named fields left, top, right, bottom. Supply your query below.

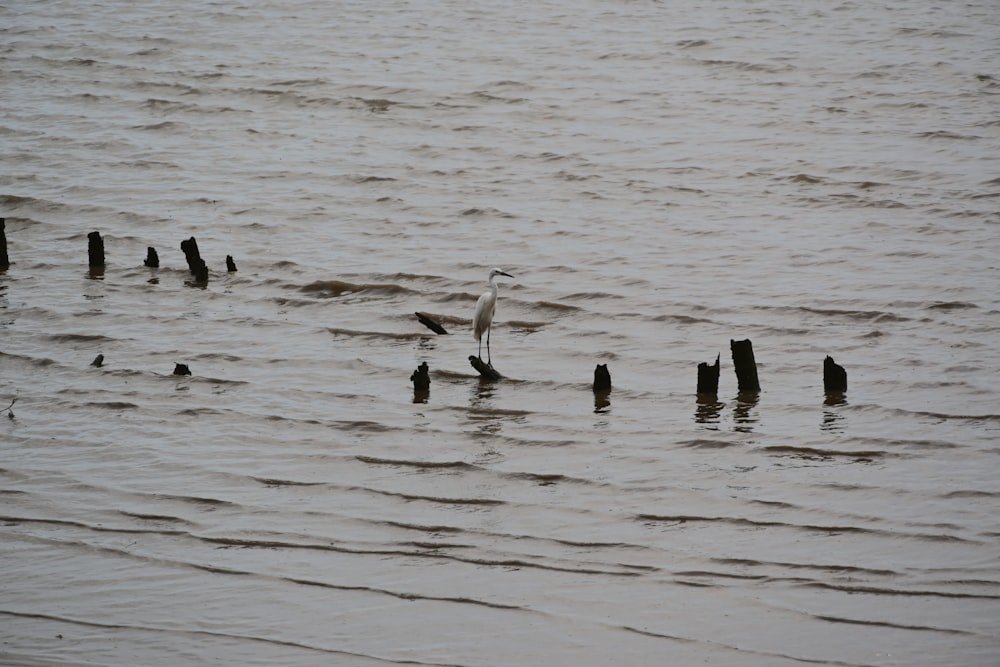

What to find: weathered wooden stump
left=226, top=255, right=237, bottom=272
left=469, top=355, right=503, bottom=381
left=824, top=355, right=847, bottom=393
left=180, top=237, right=208, bottom=282
left=144, top=247, right=159, bottom=268
left=410, top=361, right=431, bottom=391
left=697, top=353, right=720, bottom=395
left=415, top=312, right=449, bottom=335
left=88, top=231, right=105, bottom=268
left=730, top=338, right=760, bottom=393
left=173, top=363, right=191, bottom=376
left=593, top=364, right=612, bottom=392
left=0, top=218, right=9, bottom=271
left=90, top=354, right=104, bottom=368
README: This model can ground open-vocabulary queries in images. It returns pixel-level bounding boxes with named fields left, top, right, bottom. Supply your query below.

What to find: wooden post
left=730, top=338, right=760, bottom=393
left=469, top=355, right=503, bottom=381
left=0, top=218, right=9, bottom=271
left=824, top=355, right=847, bottom=393
left=593, top=364, right=612, bottom=392
left=226, top=255, right=237, bottom=272
left=696, top=354, right=720, bottom=395
left=88, top=231, right=105, bottom=268
left=144, top=247, right=159, bottom=268
left=173, top=363, right=191, bottom=376
left=90, top=354, right=104, bottom=368
left=180, top=237, right=208, bottom=282
left=415, top=312, right=449, bottom=335
left=410, top=361, right=431, bottom=391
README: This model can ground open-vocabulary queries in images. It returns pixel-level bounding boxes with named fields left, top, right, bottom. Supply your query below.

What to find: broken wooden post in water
left=469, top=355, right=503, bottom=381
left=697, top=353, right=720, bottom=395
left=180, top=237, right=208, bottom=283
left=824, top=355, right=847, bottom=394
left=90, top=354, right=104, bottom=368
left=226, top=255, right=237, bottom=272
left=730, top=338, right=760, bottom=393
left=0, top=218, right=9, bottom=271
left=173, top=363, right=191, bottom=376
left=593, top=364, right=612, bottom=392
left=144, top=247, right=159, bottom=268
left=410, top=361, right=431, bottom=397
left=88, top=231, right=105, bottom=268
left=415, top=312, right=449, bottom=335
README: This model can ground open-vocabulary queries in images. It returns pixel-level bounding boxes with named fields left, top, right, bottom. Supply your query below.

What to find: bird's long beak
left=500, top=271, right=514, bottom=278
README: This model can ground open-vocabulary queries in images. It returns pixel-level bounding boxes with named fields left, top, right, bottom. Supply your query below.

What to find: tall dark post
left=0, top=218, right=9, bottom=271
left=226, top=255, right=237, bottom=272
left=410, top=361, right=431, bottom=391
left=144, top=247, right=159, bottom=268
left=824, top=356, right=847, bottom=393
left=88, top=231, right=105, bottom=268
left=593, top=364, right=612, bottom=392
left=697, top=354, right=720, bottom=395
left=180, top=236, right=208, bottom=282
left=730, top=338, right=760, bottom=393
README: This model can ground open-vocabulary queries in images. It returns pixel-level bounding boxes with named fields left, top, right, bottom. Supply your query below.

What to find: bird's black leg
left=486, top=329, right=492, bottom=366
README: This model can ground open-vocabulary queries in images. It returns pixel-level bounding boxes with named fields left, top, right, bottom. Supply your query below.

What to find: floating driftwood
left=730, top=338, right=760, bottom=393
left=226, top=255, right=237, bottom=272
left=415, top=312, right=448, bottom=335
left=88, top=231, right=105, bottom=268
left=144, top=247, right=159, bottom=268
left=593, top=364, right=612, bottom=392
left=824, top=355, right=847, bottom=393
left=697, top=353, right=720, bottom=395
left=410, top=361, right=431, bottom=391
left=180, top=237, right=208, bottom=282
left=90, top=354, right=104, bottom=368
left=173, top=363, right=191, bottom=376
left=469, top=355, right=503, bottom=381
left=0, top=218, right=9, bottom=271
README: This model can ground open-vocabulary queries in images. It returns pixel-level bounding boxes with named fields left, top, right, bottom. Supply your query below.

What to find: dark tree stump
left=593, top=364, right=612, bottom=392
left=730, top=338, right=760, bottom=393
left=180, top=236, right=208, bottom=281
left=88, top=231, right=105, bottom=267
left=415, top=312, right=449, bottom=335
left=173, top=363, right=192, bottom=376
left=226, top=255, right=237, bottom=272
left=697, top=353, right=720, bottom=395
left=824, top=355, right=847, bottom=393
left=469, top=355, right=503, bottom=381
left=144, top=246, right=159, bottom=268
left=0, top=218, right=9, bottom=271
left=410, top=361, right=431, bottom=391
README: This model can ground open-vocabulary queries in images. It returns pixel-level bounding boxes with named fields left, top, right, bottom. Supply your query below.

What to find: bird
left=473, top=268, right=513, bottom=366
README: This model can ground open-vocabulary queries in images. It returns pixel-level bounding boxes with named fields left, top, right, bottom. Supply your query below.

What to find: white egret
left=473, top=268, right=513, bottom=366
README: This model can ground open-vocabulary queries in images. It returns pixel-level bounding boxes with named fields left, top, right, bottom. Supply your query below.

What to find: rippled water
left=2, top=0, right=999, bottom=665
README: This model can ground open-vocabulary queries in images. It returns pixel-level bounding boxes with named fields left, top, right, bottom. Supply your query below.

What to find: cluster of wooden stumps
left=411, top=312, right=848, bottom=405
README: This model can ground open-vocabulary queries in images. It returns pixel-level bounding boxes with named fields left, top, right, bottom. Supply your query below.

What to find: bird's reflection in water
left=733, top=392, right=760, bottom=433
left=694, top=394, right=724, bottom=429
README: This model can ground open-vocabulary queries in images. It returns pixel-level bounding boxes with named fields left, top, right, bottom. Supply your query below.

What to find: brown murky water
left=2, top=1, right=999, bottom=664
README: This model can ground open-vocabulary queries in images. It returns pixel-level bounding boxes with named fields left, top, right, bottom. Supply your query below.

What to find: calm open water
left=2, top=1, right=999, bottom=665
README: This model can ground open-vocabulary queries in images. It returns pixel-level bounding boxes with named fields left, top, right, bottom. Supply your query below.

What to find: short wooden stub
left=415, top=312, right=448, bottom=335
left=173, top=363, right=192, bottom=376
left=593, top=364, right=612, bottom=392
left=0, top=218, right=9, bottom=271
left=730, top=338, right=760, bottom=393
left=410, top=361, right=431, bottom=391
left=226, top=255, right=237, bottom=272
left=697, top=353, right=720, bottom=395
left=469, top=355, right=503, bottom=381
left=88, top=231, right=105, bottom=268
left=90, top=354, right=104, bottom=368
left=144, top=247, right=159, bottom=268
left=824, top=355, right=847, bottom=393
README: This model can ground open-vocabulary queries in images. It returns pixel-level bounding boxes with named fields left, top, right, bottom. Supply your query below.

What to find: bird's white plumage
left=472, top=268, right=513, bottom=364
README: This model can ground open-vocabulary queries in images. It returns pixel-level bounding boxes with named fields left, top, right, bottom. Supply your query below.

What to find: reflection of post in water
left=468, top=381, right=503, bottom=437
left=694, top=394, right=723, bottom=428
left=732, top=392, right=759, bottom=432
left=822, top=391, right=848, bottom=432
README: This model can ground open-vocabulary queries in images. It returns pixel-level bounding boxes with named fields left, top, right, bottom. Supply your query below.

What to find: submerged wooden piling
left=730, top=338, right=760, bottom=393
left=470, top=355, right=503, bottom=381
left=173, top=363, right=191, bottom=376
left=226, top=255, right=237, bottom=272
left=697, top=353, right=720, bottom=395
left=415, top=312, right=449, bottom=335
left=0, top=218, right=9, bottom=271
left=90, top=354, right=104, bottom=368
left=88, top=231, right=105, bottom=268
left=824, top=355, right=847, bottom=393
left=180, top=237, right=208, bottom=282
left=410, top=361, right=431, bottom=392
left=144, top=247, right=159, bottom=268
left=593, top=364, right=612, bottom=392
